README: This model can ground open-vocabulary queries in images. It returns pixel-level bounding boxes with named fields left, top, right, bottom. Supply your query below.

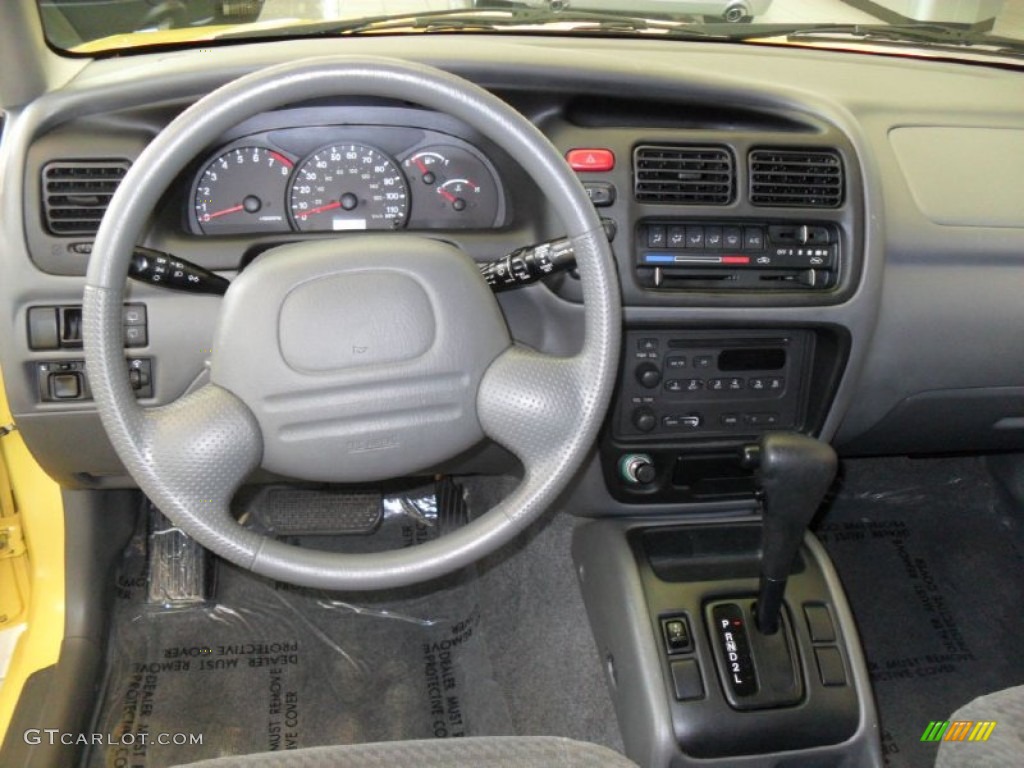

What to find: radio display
left=717, top=348, right=786, bottom=371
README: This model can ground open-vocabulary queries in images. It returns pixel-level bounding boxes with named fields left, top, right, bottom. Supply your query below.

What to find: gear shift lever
left=744, top=432, right=837, bottom=635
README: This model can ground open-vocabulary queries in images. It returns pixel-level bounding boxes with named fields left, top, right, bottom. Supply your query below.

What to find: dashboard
left=2, top=34, right=1024, bottom=502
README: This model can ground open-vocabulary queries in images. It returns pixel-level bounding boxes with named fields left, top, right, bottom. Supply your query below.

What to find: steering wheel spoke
left=478, top=346, right=588, bottom=473
left=135, top=385, right=265, bottom=560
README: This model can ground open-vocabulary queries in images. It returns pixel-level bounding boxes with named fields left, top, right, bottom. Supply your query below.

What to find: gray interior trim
left=889, top=126, right=1024, bottom=227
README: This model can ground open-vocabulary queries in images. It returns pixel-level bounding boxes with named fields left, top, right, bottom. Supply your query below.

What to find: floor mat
left=815, top=456, right=1024, bottom=768
left=85, top=484, right=513, bottom=768
left=85, top=479, right=622, bottom=767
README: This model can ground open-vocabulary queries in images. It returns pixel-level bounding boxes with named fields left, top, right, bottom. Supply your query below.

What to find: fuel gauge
left=403, top=145, right=501, bottom=229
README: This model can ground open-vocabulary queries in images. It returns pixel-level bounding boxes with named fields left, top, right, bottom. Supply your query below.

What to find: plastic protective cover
left=85, top=479, right=513, bottom=767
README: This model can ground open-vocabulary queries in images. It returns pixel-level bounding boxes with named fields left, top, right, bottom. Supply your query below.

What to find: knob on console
left=620, top=453, right=656, bottom=484
left=632, top=407, right=657, bottom=433
left=635, top=362, right=662, bottom=389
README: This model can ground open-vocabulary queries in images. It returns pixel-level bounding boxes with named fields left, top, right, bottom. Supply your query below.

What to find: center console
left=575, top=433, right=881, bottom=766
left=573, top=516, right=881, bottom=767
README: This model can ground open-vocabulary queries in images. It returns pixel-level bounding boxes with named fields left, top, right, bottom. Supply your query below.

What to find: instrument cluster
left=188, top=123, right=506, bottom=235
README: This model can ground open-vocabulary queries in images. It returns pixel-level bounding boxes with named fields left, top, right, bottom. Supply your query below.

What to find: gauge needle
left=438, top=189, right=458, bottom=203
left=301, top=201, right=342, bottom=217
left=204, top=204, right=244, bottom=220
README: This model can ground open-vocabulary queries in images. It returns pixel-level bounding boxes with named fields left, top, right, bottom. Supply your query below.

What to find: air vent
left=749, top=150, right=843, bottom=208
left=634, top=146, right=734, bottom=205
left=41, top=160, right=130, bottom=235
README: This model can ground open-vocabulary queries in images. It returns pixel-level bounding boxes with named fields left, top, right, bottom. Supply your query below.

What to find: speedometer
left=289, top=143, right=409, bottom=231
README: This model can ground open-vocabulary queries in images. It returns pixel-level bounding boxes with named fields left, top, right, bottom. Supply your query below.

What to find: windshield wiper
left=726, top=22, right=1024, bottom=58
left=217, top=7, right=725, bottom=41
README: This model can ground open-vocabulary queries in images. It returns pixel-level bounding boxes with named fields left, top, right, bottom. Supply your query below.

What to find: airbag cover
left=279, top=271, right=435, bottom=372
left=210, top=235, right=510, bottom=482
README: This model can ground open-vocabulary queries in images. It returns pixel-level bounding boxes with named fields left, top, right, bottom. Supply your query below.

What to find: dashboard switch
left=50, top=373, right=81, bottom=400
left=28, top=307, right=60, bottom=350
left=743, top=227, right=765, bottom=249
left=663, top=617, right=693, bottom=653
left=566, top=148, right=615, bottom=172
left=583, top=182, right=616, bottom=207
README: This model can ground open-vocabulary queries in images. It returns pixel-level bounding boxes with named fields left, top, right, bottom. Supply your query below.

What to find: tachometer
left=193, top=146, right=293, bottom=235
left=289, top=143, right=409, bottom=231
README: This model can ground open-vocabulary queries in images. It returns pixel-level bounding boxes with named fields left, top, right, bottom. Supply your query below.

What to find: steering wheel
left=83, top=57, right=620, bottom=590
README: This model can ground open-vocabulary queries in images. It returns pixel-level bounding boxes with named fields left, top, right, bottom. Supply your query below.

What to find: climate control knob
left=632, top=407, right=657, bottom=433
left=635, top=362, right=662, bottom=389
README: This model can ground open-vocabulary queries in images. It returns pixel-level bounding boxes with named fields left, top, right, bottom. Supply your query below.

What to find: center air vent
left=749, top=150, right=843, bottom=208
left=634, top=146, right=734, bottom=205
left=41, top=160, right=130, bottom=235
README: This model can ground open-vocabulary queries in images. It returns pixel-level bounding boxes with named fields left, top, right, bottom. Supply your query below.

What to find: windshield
left=36, top=0, right=1024, bottom=65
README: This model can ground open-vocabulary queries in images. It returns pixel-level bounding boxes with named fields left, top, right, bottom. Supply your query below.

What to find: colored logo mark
left=921, top=721, right=997, bottom=742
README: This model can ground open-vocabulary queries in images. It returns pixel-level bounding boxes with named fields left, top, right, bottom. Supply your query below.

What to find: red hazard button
left=566, top=148, right=615, bottom=172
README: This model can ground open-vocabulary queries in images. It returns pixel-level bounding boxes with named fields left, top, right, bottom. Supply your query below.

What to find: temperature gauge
left=402, top=145, right=501, bottom=229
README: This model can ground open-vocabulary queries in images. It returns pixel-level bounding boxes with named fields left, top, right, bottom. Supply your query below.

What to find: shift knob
left=748, top=432, right=837, bottom=634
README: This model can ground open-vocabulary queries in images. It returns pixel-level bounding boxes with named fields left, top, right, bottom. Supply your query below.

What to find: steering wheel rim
left=83, top=56, right=621, bottom=590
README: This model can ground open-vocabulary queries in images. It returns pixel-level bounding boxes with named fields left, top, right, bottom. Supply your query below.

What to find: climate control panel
left=636, top=220, right=841, bottom=292
left=615, top=329, right=812, bottom=441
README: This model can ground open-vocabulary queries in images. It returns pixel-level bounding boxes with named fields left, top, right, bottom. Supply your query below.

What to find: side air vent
left=749, top=149, right=843, bottom=208
left=634, top=145, right=734, bottom=205
left=41, top=160, right=130, bottom=235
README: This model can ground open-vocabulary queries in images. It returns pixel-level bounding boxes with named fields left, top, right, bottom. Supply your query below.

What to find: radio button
left=693, top=355, right=713, bottom=369
left=632, top=408, right=657, bottom=432
left=664, top=414, right=702, bottom=429
left=637, top=337, right=659, bottom=353
left=666, top=356, right=687, bottom=369
left=721, top=413, right=741, bottom=427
